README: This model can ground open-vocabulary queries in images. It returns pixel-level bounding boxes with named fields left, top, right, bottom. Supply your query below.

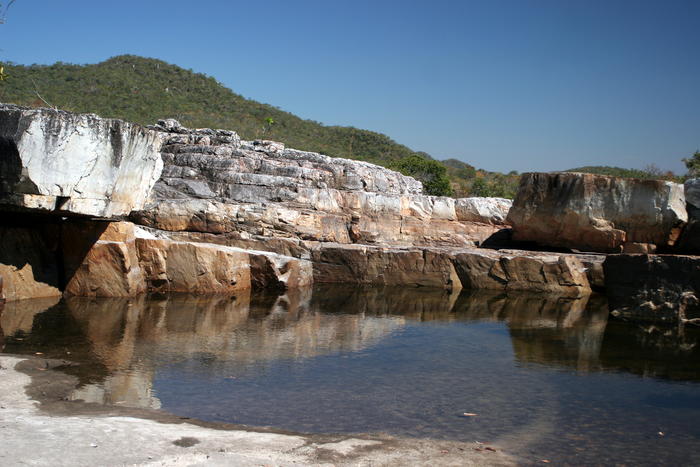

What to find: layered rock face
left=0, top=105, right=163, bottom=217
left=132, top=120, right=508, bottom=247
left=507, top=172, right=687, bottom=253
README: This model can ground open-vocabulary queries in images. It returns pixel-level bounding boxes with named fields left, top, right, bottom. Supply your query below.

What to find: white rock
left=0, top=105, right=163, bottom=217
left=455, top=197, right=513, bottom=224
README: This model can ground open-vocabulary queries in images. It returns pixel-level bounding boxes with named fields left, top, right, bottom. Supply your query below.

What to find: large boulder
left=604, top=254, right=700, bottom=323
left=506, top=172, right=687, bottom=253
left=0, top=105, right=163, bottom=217
left=135, top=238, right=252, bottom=294
left=309, top=243, right=462, bottom=290
left=451, top=248, right=592, bottom=296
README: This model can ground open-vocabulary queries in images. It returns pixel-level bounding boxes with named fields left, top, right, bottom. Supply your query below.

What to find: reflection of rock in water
left=4, top=286, right=700, bottom=413
left=310, top=284, right=461, bottom=321
left=599, top=320, right=700, bottom=381
left=61, top=288, right=409, bottom=408
left=0, top=297, right=62, bottom=338
left=452, top=291, right=609, bottom=372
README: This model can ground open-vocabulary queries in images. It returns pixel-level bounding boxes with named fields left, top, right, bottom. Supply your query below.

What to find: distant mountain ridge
left=565, top=166, right=680, bottom=181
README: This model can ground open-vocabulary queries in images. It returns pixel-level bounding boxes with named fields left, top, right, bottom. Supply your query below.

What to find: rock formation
left=132, top=119, right=509, bottom=247
left=3, top=105, right=700, bottom=327
left=451, top=248, right=594, bottom=296
left=507, top=172, right=687, bottom=253
left=0, top=104, right=163, bottom=217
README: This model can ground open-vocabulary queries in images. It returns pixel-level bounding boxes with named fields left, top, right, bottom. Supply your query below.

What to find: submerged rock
left=0, top=105, right=163, bottom=217
left=604, top=254, right=700, bottom=323
left=507, top=172, right=687, bottom=253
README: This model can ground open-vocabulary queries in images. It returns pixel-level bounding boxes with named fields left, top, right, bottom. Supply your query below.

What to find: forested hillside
left=1, top=55, right=674, bottom=198
left=0, top=55, right=422, bottom=166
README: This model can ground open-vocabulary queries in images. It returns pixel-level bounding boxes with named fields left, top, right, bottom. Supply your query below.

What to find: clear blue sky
left=1, top=0, right=698, bottom=173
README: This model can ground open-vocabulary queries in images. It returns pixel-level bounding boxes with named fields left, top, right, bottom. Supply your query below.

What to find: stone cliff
left=1, top=105, right=699, bottom=326
left=132, top=118, right=506, bottom=247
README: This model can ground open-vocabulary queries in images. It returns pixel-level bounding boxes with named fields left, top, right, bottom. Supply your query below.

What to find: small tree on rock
left=389, top=154, right=453, bottom=197
left=683, top=151, right=700, bottom=179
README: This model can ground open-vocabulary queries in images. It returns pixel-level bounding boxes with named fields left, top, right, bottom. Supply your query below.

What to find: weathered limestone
left=0, top=105, right=163, bottom=217
left=604, top=254, right=700, bottom=323
left=507, top=172, right=687, bottom=253
left=454, top=197, right=512, bottom=225
left=451, top=248, right=592, bottom=296
left=132, top=121, right=506, bottom=247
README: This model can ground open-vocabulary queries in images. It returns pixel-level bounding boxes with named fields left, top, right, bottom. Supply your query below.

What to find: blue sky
left=1, top=0, right=698, bottom=173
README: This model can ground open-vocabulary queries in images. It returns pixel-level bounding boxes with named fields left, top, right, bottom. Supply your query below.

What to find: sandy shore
left=0, top=355, right=515, bottom=466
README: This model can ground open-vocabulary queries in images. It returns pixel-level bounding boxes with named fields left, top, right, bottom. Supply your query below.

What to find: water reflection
left=2, top=288, right=700, bottom=410
left=3, top=287, right=700, bottom=465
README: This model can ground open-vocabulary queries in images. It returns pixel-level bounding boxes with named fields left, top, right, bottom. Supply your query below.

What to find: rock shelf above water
left=1, top=105, right=699, bottom=325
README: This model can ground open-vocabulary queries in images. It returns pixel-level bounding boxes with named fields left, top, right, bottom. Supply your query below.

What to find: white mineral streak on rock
left=455, top=197, right=513, bottom=224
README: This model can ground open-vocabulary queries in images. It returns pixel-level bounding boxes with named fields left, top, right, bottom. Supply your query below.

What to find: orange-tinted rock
left=0, top=223, right=62, bottom=302
left=451, top=248, right=591, bottom=296
left=309, top=243, right=462, bottom=291
left=136, top=238, right=251, bottom=294
left=63, top=221, right=146, bottom=297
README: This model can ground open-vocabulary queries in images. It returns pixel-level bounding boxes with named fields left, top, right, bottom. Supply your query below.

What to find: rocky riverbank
left=0, top=103, right=698, bottom=323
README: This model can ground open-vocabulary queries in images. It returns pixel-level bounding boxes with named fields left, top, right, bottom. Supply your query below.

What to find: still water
left=2, top=286, right=700, bottom=465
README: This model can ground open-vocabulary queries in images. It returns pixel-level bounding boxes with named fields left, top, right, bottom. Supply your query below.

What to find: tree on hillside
left=683, top=151, right=700, bottom=178
left=389, top=154, right=453, bottom=197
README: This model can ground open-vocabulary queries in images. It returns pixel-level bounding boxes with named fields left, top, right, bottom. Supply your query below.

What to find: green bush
left=389, top=154, right=453, bottom=196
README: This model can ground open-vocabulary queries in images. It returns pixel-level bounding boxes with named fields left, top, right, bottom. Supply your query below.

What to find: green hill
left=0, top=54, right=521, bottom=197
left=0, top=55, right=420, bottom=166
